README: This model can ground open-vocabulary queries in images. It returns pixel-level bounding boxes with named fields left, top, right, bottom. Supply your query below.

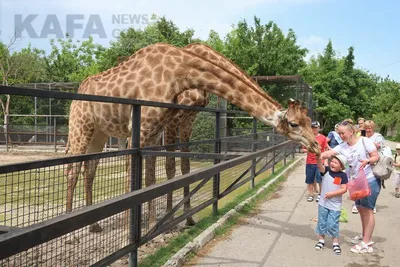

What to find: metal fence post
left=34, top=84, right=37, bottom=143
left=250, top=117, right=257, bottom=189
left=129, top=104, right=142, bottom=267
left=53, top=118, right=57, bottom=153
left=272, top=130, right=277, bottom=174
left=213, top=111, right=221, bottom=215
left=5, top=114, right=9, bottom=152
left=292, top=143, right=295, bottom=160
left=283, top=143, right=287, bottom=166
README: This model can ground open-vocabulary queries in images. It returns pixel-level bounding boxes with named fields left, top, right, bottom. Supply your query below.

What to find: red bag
left=348, top=169, right=371, bottom=201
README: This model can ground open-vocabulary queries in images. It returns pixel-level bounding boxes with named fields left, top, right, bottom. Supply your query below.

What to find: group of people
left=303, top=117, right=400, bottom=255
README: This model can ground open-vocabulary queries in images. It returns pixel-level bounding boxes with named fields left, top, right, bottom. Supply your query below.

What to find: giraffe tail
left=64, top=141, right=69, bottom=154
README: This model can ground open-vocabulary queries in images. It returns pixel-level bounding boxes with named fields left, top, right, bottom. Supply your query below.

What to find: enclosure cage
left=252, top=75, right=314, bottom=120
left=0, top=76, right=314, bottom=152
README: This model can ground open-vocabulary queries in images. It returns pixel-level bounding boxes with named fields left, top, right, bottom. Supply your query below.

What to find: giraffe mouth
left=287, top=133, right=321, bottom=155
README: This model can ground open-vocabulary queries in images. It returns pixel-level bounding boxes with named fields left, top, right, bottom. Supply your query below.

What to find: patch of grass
left=139, top=159, right=295, bottom=267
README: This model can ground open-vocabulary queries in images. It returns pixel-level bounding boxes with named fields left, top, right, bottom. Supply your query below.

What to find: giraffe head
left=276, top=99, right=321, bottom=155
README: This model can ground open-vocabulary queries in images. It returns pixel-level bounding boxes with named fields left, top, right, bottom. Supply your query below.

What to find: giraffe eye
left=289, top=122, right=299, bottom=128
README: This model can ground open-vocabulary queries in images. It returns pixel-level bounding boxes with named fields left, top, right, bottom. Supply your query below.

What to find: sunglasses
left=340, top=121, right=354, bottom=126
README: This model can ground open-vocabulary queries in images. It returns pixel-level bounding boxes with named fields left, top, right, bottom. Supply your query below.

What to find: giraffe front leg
left=164, top=124, right=178, bottom=213
left=66, top=162, right=81, bottom=213
left=165, top=155, right=176, bottom=212
left=84, top=159, right=103, bottom=232
left=145, top=155, right=157, bottom=226
left=180, top=119, right=196, bottom=226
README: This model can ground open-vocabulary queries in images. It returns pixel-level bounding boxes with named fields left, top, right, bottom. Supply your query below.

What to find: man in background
left=303, top=121, right=329, bottom=202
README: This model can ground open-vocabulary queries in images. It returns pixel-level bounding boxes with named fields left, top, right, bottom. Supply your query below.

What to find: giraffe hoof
left=89, top=223, right=103, bottom=233
left=185, top=217, right=196, bottom=226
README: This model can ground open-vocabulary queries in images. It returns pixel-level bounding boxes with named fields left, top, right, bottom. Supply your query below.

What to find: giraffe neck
left=90, top=43, right=282, bottom=128
left=184, top=43, right=282, bottom=110
left=171, top=48, right=282, bottom=126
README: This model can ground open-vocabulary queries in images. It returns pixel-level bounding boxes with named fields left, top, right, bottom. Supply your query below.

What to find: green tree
left=372, top=77, right=400, bottom=136
left=98, top=16, right=195, bottom=70
left=44, top=36, right=104, bottom=82
left=300, top=41, right=377, bottom=133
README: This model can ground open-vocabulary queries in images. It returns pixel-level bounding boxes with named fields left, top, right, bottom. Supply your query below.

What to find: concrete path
left=383, top=139, right=399, bottom=150
left=184, top=157, right=400, bottom=267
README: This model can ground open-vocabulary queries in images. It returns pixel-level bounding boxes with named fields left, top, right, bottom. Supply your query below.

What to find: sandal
left=315, top=241, right=325, bottom=250
left=351, top=235, right=375, bottom=245
left=395, top=192, right=400, bottom=198
left=350, top=242, right=373, bottom=254
left=316, top=194, right=321, bottom=202
left=333, top=244, right=341, bottom=255
left=307, top=195, right=314, bottom=202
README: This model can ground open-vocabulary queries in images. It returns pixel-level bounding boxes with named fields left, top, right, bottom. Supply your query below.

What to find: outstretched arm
left=316, top=157, right=325, bottom=173
left=325, top=184, right=347, bottom=199
left=320, top=149, right=338, bottom=160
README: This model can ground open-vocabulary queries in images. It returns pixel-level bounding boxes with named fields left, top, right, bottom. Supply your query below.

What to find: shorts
left=355, top=178, right=381, bottom=210
left=315, top=204, right=341, bottom=238
left=305, top=164, right=321, bottom=184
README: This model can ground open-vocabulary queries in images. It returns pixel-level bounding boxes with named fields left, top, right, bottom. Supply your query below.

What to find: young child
left=314, top=155, right=348, bottom=255
left=393, top=144, right=400, bottom=198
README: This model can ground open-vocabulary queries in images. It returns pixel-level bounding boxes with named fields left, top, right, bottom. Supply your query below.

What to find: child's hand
left=325, top=192, right=334, bottom=199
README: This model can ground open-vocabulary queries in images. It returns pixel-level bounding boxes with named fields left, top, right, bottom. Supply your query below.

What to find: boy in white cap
left=392, top=144, right=400, bottom=198
left=314, top=155, right=348, bottom=255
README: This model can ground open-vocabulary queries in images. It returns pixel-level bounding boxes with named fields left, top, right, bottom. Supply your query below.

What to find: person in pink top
left=303, top=121, right=329, bottom=202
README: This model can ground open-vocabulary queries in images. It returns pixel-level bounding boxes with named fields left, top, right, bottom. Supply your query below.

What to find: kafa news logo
left=12, top=13, right=151, bottom=39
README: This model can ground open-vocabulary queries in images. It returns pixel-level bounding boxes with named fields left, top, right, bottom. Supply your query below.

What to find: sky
left=1, top=0, right=399, bottom=81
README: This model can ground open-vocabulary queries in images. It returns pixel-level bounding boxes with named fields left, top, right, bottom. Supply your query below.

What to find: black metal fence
left=0, top=86, right=298, bottom=267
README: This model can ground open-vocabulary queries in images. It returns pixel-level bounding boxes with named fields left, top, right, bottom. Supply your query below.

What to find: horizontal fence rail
left=0, top=85, right=300, bottom=266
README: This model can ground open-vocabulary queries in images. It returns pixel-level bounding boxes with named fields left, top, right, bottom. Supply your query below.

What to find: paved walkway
left=185, top=156, right=400, bottom=267
left=384, top=139, right=398, bottom=150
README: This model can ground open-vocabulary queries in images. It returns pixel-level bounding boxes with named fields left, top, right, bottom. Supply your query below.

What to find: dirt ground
left=0, top=151, right=62, bottom=165
left=0, top=151, right=191, bottom=266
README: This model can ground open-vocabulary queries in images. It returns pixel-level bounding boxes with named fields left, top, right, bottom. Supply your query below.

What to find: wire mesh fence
left=0, top=85, right=301, bottom=267
left=0, top=132, right=294, bottom=266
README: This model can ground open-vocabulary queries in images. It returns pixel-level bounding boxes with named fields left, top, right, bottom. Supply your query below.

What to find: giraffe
left=162, top=42, right=287, bottom=226
left=65, top=43, right=320, bottom=232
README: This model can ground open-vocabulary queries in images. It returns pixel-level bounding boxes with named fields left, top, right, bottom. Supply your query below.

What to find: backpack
left=361, top=137, right=393, bottom=181
left=375, top=133, right=393, bottom=158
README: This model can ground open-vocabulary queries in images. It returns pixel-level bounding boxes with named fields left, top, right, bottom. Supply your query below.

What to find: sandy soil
left=0, top=152, right=62, bottom=166
left=0, top=151, right=193, bottom=266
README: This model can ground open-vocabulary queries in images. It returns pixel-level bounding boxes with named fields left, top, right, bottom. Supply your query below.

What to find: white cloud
left=1, top=0, right=329, bottom=51
left=299, top=35, right=327, bottom=60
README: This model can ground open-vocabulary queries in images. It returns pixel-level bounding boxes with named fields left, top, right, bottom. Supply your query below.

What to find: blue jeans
left=305, top=164, right=321, bottom=184
left=316, top=205, right=341, bottom=238
left=355, top=178, right=381, bottom=210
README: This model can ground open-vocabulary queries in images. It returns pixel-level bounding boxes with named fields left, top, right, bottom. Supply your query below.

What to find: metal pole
left=129, top=104, right=142, bottom=267
left=292, top=143, right=295, bottom=160
left=284, top=144, right=287, bottom=166
left=5, top=114, right=9, bottom=152
left=213, top=112, right=221, bottom=215
left=272, top=130, right=276, bottom=174
left=34, top=84, right=37, bottom=144
left=250, top=117, right=257, bottom=189
left=53, top=117, right=57, bottom=153
left=48, top=84, right=52, bottom=143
